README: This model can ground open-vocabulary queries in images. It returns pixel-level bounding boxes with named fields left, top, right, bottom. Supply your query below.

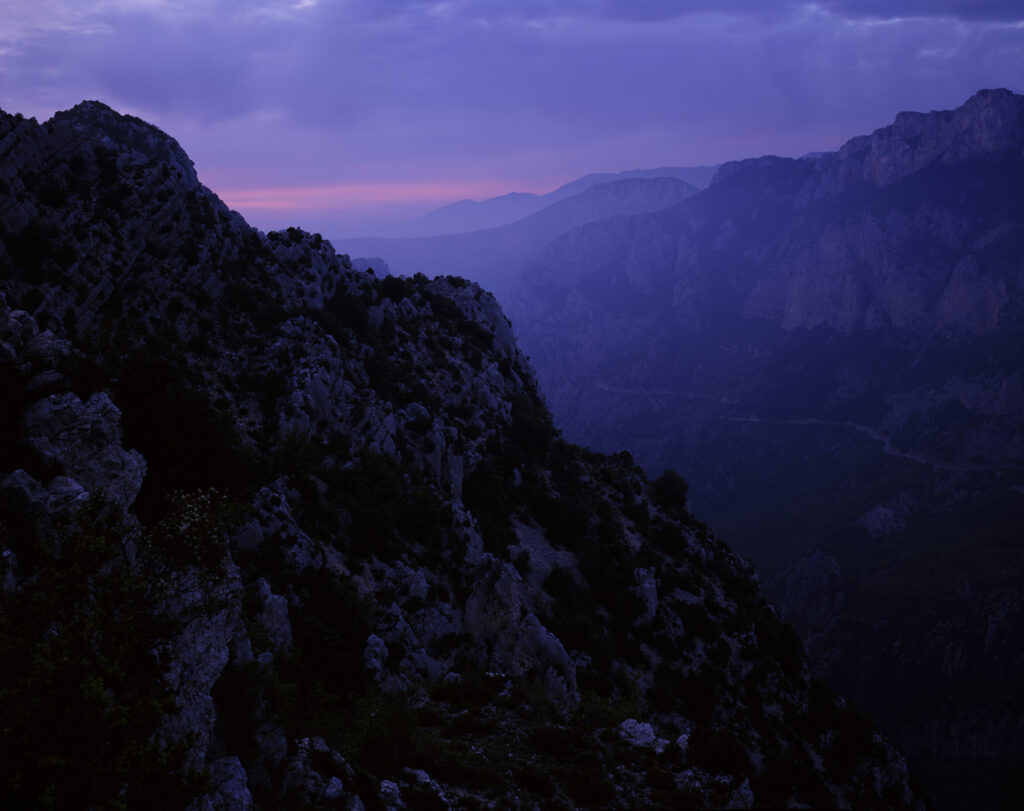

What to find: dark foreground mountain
left=508, top=88, right=1024, bottom=808
left=0, top=104, right=918, bottom=808
left=341, top=175, right=699, bottom=298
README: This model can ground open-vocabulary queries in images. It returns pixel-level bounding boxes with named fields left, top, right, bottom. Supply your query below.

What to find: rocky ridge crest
left=0, top=103, right=917, bottom=808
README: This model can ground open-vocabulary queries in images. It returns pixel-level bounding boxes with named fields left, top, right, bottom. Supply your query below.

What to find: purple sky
left=2, top=1, right=1023, bottom=237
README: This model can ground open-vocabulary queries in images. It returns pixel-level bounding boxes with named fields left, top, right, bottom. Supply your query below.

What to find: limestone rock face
left=0, top=100, right=921, bottom=810
left=158, top=559, right=249, bottom=772
left=193, top=757, right=254, bottom=811
left=21, top=392, right=146, bottom=508
left=252, top=578, right=293, bottom=653
left=1, top=468, right=87, bottom=520
left=279, top=737, right=359, bottom=809
left=831, top=88, right=1024, bottom=188
left=619, top=718, right=668, bottom=752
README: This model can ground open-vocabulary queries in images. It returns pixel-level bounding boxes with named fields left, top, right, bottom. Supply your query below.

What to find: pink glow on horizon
left=219, top=180, right=543, bottom=212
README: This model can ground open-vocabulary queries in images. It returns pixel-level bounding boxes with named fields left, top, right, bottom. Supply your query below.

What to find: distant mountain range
left=342, top=175, right=701, bottom=298
left=504, top=88, right=1024, bottom=810
left=366, top=164, right=720, bottom=239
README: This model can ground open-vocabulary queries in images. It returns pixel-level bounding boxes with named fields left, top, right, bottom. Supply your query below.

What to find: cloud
left=814, top=1, right=1024, bottom=23
left=5, top=1, right=1018, bottom=131
left=314, top=1, right=1024, bottom=25
left=1, top=0, right=1022, bottom=236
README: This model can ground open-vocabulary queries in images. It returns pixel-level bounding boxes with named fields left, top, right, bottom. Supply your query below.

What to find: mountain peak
left=62, top=99, right=118, bottom=118
left=48, top=100, right=198, bottom=186
left=834, top=87, right=1024, bottom=186
left=964, top=86, right=1019, bottom=106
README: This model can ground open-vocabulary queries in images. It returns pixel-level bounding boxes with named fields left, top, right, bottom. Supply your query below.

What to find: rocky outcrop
left=827, top=88, right=1024, bottom=189
left=278, top=737, right=359, bottom=809
left=195, top=757, right=254, bottom=811
left=0, top=298, right=144, bottom=515
left=0, top=101, right=920, bottom=809
left=21, top=392, right=146, bottom=508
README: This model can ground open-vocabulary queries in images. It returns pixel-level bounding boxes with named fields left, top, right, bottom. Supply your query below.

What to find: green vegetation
left=111, top=349, right=262, bottom=520
left=461, top=460, right=516, bottom=554
left=0, top=496, right=208, bottom=809
left=259, top=570, right=374, bottom=738
left=688, top=723, right=752, bottom=775
left=651, top=468, right=689, bottom=513
left=338, top=453, right=443, bottom=562
left=0, top=355, right=30, bottom=474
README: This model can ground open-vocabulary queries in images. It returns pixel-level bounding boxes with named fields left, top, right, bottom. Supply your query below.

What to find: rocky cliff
left=0, top=103, right=918, bottom=808
left=507, top=88, right=1024, bottom=808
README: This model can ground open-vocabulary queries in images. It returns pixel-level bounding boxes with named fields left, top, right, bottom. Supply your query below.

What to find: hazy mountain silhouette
left=374, top=164, right=720, bottom=239
left=342, top=175, right=700, bottom=297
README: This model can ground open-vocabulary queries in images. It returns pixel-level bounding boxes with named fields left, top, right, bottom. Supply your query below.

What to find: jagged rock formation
left=0, top=101, right=918, bottom=808
left=507, top=88, right=1024, bottom=808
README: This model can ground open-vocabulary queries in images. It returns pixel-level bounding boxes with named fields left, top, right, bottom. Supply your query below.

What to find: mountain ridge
left=710, top=88, right=1024, bottom=194
left=0, top=102, right=919, bottom=809
left=342, top=175, right=700, bottom=297
left=375, top=165, right=720, bottom=239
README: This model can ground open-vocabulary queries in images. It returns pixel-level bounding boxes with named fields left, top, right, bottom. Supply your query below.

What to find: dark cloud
left=333, top=0, right=797, bottom=24
left=324, top=1, right=1024, bottom=25
left=1, top=0, right=1022, bottom=234
left=78, top=15, right=261, bottom=123
left=816, top=1, right=1024, bottom=22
